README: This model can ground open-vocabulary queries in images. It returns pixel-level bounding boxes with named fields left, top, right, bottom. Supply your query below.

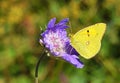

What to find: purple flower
left=40, top=18, right=84, bottom=68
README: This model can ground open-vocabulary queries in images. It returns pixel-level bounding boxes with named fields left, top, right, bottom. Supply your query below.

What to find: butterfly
left=70, top=23, right=106, bottom=59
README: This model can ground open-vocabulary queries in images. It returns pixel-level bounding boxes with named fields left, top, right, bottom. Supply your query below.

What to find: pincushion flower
left=40, top=18, right=84, bottom=68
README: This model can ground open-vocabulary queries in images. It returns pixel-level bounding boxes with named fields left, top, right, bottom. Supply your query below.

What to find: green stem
left=35, top=50, right=46, bottom=83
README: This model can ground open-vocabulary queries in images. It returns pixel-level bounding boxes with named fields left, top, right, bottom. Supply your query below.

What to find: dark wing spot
left=87, top=30, right=90, bottom=37
left=87, top=30, right=89, bottom=32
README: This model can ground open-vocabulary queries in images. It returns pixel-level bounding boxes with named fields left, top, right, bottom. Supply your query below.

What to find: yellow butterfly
left=70, top=23, right=106, bottom=59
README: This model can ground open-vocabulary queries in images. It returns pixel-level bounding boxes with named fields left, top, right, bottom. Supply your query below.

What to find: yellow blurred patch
left=60, top=7, right=69, bottom=17
left=8, top=5, right=24, bottom=24
left=69, top=1, right=80, bottom=19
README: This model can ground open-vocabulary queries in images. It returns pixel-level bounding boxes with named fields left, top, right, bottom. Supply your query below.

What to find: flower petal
left=65, top=43, right=79, bottom=56
left=55, top=18, right=69, bottom=29
left=62, top=53, right=84, bottom=68
left=47, top=18, right=56, bottom=29
left=55, top=25, right=69, bottom=29
left=57, top=18, right=69, bottom=25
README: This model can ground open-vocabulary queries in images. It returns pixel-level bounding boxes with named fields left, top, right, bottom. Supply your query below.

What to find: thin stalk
left=35, top=50, right=46, bottom=83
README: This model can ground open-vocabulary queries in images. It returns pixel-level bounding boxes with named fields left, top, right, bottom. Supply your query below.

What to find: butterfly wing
left=70, top=23, right=106, bottom=59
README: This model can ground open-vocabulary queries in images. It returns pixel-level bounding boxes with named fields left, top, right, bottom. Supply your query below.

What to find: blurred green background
left=0, top=0, right=120, bottom=83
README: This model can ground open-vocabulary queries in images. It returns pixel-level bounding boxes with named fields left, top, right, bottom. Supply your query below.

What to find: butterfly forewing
left=71, top=23, right=106, bottom=59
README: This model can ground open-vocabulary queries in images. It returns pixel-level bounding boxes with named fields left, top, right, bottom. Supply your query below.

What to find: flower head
left=40, top=18, right=84, bottom=68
